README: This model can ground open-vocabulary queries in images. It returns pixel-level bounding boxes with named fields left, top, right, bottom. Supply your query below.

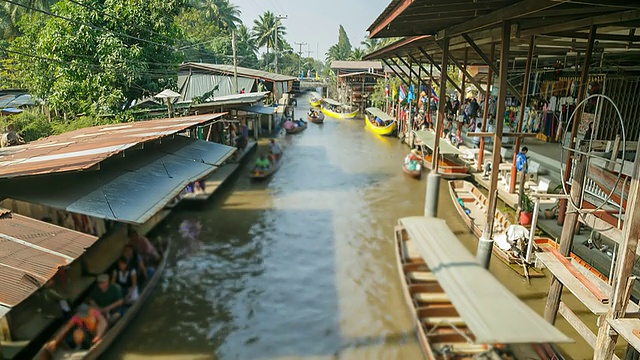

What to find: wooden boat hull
left=321, top=106, right=357, bottom=119
left=307, top=113, right=324, bottom=123
left=394, top=225, right=491, bottom=359
left=250, top=158, right=282, bottom=180
left=422, top=153, right=470, bottom=179
left=285, top=122, right=307, bottom=134
left=309, top=98, right=322, bottom=107
left=448, top=180, right=544, bottom=278
left=35, top=240, right=172, bottom=360
left=402, top=164, right=421, bottom=179
left=587, top=162, right=629, bottom=209
left=364, top=114, right=395, bottom=136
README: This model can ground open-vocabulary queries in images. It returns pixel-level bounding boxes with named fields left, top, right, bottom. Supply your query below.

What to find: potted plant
left=519, top=194, right=535, bottom=226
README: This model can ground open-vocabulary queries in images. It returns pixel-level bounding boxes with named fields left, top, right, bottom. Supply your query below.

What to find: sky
left=231, top=0, right=391, bottom=61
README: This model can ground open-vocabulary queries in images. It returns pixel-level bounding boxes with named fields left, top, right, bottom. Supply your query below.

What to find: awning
left=0, top=138, right=227, bottom=225
left=365, top=107, right=395, bottom=122
left=238, top=105, right=276, bottom=115
left=399, top=216, right=572, bottom=345
left=0, top=211, right=99, bottom=316
left=323, top=98, right=342, bottom=106
left=0, top=108, right=23, bottom=115
left=309, top=92, right=322, bottom=100
left=414, top=130, right=460, bottom=155
left=155, top=136, right=236, bottom=166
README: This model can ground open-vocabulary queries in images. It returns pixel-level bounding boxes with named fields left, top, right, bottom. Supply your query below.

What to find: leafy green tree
left=349, top=47, right=365, bottom=61
left=1, top=0, right=53, bottom=40
left=325, top=25, right=352, bottom=62
left=10, top=0, right=184, bottom=115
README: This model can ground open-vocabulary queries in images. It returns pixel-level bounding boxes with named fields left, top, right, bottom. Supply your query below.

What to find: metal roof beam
left=368, top=0, right=415, bottom=38
left=408, top=54, right=439, bottom=88
left=382, top=58, right=411, bottom=88
left=395, top=55, right=422, bottom=87
left=438, top=0, right=568, bottom=39
left=445, top=50, right=486, bottom=94
left=462, top=33, right=523, bottom=102
left=545, top=31, right=640, bottom=43
left=520, top=9, right=640, bottom=37
left=417, top=46, right=463, bottom=95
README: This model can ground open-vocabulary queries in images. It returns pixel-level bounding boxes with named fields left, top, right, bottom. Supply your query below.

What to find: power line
left=294, top=41, right=307, bottom=76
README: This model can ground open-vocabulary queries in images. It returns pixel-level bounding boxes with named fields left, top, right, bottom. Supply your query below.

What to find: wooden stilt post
left=458, top=47, right=468, bottom=139
left=478, top=44, right=495, bottom=173
left=558, top=25, right=597, bottom=225
left=544, top=152, right=587, bottom=324
left=432, top=36, right=449, bottom=173
left=477, top=21, right=510, bottom=269
left=594, top=137, right=640, bottom=359
left=428, top=64, right=433, bottom=127
left=510, top=36, right=535, bottom=194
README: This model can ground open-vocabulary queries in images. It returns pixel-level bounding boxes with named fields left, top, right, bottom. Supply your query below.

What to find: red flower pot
left=519, top=211, right=533, bottom=226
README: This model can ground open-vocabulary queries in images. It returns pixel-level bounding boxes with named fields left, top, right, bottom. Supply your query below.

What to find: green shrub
left=0, top=110, right=52, bottom=142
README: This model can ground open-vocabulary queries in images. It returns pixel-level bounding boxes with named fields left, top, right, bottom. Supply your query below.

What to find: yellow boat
left=364, top=107, right=396, bottom=136
left=321, top=98, right=358, bottom=119
left=308, top=92, right=323, bottom=107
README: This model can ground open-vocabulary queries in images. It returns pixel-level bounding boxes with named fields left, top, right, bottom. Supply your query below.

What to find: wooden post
left=608, top=134, right=621, bottom=171
left=477, top=21, right=510, bottom=269
left=594, top=137, right=640, bottom=359
left=478, top=44, right=495, bottom=172
left=558, top=25, right=597, bottom=225
left=461, top=47, right=468, bottom=101
left=428, top=64, right=433, bottom=127
left=432, top=37, right=449, bottom=172
left=510, top=36, right=535, bottom=193
left=544, top=152, right=587, bottom=324
left=517, top=168, right=527, bottom=212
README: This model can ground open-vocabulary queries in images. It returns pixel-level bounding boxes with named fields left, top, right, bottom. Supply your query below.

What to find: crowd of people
left=45, top=230, right=161, bottom=353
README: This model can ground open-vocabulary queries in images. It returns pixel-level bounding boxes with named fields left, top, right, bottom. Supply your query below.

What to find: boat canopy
left=414, top=130, right=460, bottom=155
left=309, top=92, right=322, bottom=100
left=365, top=107, right=394, bottom=122
left=323, top=98, right=342, bottom=106
left=399, top=216, right=573, bottom=345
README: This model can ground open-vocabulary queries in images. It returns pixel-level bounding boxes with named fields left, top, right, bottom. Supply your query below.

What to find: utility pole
left=295, top=41, right=307, bottom=78
left=306, top=44, right=313, bottom=59
left=232, top=31, right=238, bottom=93
left=274, top=14, right=287, bottom=74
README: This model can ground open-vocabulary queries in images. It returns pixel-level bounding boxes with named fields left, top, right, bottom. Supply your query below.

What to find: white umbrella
left=154, top=89, right=181, bottom=118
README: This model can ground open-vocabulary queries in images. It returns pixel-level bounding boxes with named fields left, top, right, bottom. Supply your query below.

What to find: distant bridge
left=298, top=78, right=329, bottom=90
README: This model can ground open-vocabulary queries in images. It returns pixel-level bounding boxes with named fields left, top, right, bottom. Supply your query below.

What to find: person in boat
left=255, top=153, right=270, bottom=170
left=296, top=118, right=305, bottom=127
left=122, top=244, right=151, bottom=281
left=374, top=116, right=385, bottom=126
left=45, top=303, right=107, bottom=352
left=111, top=257, right=139, bottom=306
left=128, top=229, right=160, bottom=264
left=89, top=273, right=124, bottom=322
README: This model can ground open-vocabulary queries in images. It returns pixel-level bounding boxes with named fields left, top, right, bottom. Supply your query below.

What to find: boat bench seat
left=423, top=316, right=466, bottom=326
left=415, top=292, right=450, bottom=303
left=409, top=271, right=437, bottom=282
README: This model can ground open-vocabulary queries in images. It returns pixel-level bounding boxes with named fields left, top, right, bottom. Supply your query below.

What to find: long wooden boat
left=35, top=240, right=172, bottom=360
left=364, top=114, right=395, bottom=136
left=448, top=180, right=544, bottom=278
left=307, top=112, right=324, bottom=123
left=587, top=162, right=629, bottom=209
left=422, top=153, right=470, bottom=179
left=309, top=95, right=322, bottom=107
left=285, top=121, right=307, bottom=134
left=250, top=155, right=282, bottom=180
left=321, top=106, right=358, bottom=119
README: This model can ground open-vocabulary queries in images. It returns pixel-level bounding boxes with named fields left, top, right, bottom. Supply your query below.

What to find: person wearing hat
left=89, top=273, right=123, bottom=322
left=45, top=303, right=107, bottom=352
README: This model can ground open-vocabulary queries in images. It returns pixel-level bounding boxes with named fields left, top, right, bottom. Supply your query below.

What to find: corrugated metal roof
left=0, top=93, right=35, bottom=108
left=330, top=61, right=383, bottom=70
left=0, top=138, right=225, bottom=224
left=0, top=114, right=225, bottom=179
left=399, top=216, right=572, bottom=344
left=0, top=211, right=98, bottom=309
left=187, top=92, right=269, bottom=108
left=337, top=71, right=385, bottom=78
left=238, top=105, right=277, bottom=115
left=155, top=136, right=236, bottom=166
left=180, top=62, right=297, bottom=82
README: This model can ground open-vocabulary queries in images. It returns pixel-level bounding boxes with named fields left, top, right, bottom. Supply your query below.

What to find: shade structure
left=238, top=105, right=277, bottom=115
left=414, top=130, right=460, bottom=155
left=365, top=107, right=395, bottom=122
left=322, top=98, right=342, bottom=106
left=154, top=89, right=181, bottom=98
left=399, top=216, right=573, bottom=345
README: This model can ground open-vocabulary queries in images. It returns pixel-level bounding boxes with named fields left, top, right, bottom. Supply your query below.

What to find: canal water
left=106, top=94, right=617, bottom=360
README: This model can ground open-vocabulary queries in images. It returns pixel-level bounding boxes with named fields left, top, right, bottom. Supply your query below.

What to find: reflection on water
left=105, top=95, right=615, bottom=360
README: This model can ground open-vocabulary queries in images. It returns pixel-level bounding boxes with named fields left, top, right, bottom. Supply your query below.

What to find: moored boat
left=308, top=92, right=323, bottom=107
left=413, top=130, right=470, bottom=179
left=285, top=120, right=307, bottom=134
left=321, top=98, right=357, bottom=119
left=448, top=180, right=544, bottom=277
left=307, top=111, right=324, bottom=123
left=34, top=239, right=172, bottom=360
left=364, top=107, right=396, bottom=136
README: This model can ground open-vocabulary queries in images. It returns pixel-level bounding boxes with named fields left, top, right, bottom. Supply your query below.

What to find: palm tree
left=251, top=11, right=287, bottom=59
left=1, top=0, right=52, bottom=39
left=349, top=47, right=366, bottom=60
left=199, top=0, right=241, bottom=31
left=236, top=24, right=256, bottom=55
left=361, top=36, right=380, bottom=53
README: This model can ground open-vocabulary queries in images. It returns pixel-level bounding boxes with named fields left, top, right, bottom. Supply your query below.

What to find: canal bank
left=105, top=94, right=623, bottom=360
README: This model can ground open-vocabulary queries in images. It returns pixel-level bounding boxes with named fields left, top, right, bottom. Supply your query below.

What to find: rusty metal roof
left=0, top=113, right=225, bottom=179
left=0, top=211, right=98, bottom=313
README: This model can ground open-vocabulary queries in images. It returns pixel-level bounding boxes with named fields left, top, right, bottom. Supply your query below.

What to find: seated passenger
left=375, top=116, right=385, bottom=126
left=128, top=230, right=160, bottom=263
left=255, top=154, right=270, bottom=170
left=45, top=303, right=107, bottom=352
left=111, top=257, right=139, bottom=306
left=89, top=274, right=123, bottom=322
left=122, top=244, right=150, bottom=281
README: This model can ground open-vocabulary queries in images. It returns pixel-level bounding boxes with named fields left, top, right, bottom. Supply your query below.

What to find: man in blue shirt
left=516, top=146, right=529, bottom=173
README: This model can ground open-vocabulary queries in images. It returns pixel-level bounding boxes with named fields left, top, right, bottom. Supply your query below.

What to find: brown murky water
left=104, top=94, right=623, bottom=360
